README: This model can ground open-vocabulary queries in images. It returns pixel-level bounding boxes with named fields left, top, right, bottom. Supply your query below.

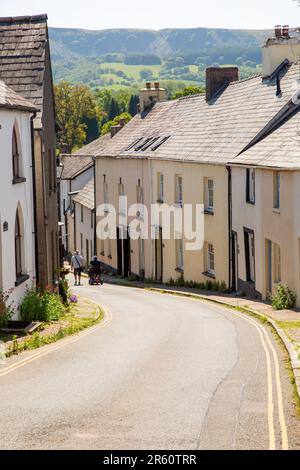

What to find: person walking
left=71, top=250, right=84, bottom=285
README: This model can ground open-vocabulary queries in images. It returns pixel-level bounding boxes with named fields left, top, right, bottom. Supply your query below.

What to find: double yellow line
left=0, top=305, right=113, bottom=379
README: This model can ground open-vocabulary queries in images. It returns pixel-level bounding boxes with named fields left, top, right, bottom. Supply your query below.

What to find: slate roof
left=60, top=155, right=93, bottom=180
left=60, top=134, right=112, bottom=179
left=0, top=14, right=49, bottom=128
left=72, top=132, right=112, bottom=156
left=89, top=63, right=300, bottom=165
left=73, top=179, right=94, bottom=210
left=0, top=79, right=37, bottom=112
left=231, top=109, right=300, bottom=169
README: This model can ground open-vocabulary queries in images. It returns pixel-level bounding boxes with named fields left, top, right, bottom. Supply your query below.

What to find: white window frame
left=205, top=178, right=214, bottom=212
left=158, top=173, right=164, bottom=202
left=247, top=168, right=255, bottom=203
left=176, top=238, right=184, bottom=270
left=175, top=175, right=183, bottom=205
left=273, top=171, right=280, bottom=209
left=207, top=243, right=215, bottom=275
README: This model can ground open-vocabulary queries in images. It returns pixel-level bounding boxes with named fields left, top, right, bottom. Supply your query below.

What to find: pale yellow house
left=91, top=55, right=299, bottom=288
left=230, top=28, right=300, bottom=304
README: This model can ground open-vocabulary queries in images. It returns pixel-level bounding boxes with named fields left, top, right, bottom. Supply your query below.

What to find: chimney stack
left=205, top=67, right=239, bottom=101
left=139, top=82, right=166, bottom=113
left=262, top=25, right=300, bottom=78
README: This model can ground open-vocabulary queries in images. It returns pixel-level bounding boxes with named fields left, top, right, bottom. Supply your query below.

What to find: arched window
left=15, top=210, right=22, bottom=278
left=12, top=126, right=21, bottom=179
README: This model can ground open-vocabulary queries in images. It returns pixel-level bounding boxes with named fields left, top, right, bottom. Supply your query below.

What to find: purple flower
left=69, top=295, right=78, bottom=303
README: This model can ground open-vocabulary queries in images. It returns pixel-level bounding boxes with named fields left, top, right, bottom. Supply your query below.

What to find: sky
left=1, top=0, right=300, bottom=31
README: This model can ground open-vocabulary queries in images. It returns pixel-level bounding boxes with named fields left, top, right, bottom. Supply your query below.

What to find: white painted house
left=59, top=134, right=110, bottom=261
left=0, top=81, right=37, bottom=316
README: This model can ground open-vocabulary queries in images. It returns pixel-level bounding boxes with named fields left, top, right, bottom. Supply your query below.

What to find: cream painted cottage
left=0, top=81, right=37, bottom=315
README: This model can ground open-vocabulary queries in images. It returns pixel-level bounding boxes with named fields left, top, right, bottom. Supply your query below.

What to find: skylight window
left=124, top=138, right=143, bottom=152
left=151, top=136, right=170, bottom=151
left=124, top=135, right=171, bottom=153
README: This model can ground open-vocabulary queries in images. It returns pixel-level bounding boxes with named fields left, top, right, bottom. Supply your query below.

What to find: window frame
left=246, top=168, right=255, bottom=204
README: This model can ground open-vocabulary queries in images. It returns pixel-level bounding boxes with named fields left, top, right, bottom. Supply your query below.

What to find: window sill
left=204, top=209, right=214, bottom=215
left=202, top=271, right=216, bottom=279
left=173, top=202, right=183, bottom=208
left=15, top=274, right=30, bottom=287
left=108, top=255, right=112, bottom=260
left=273, top=208, right=281, bottom=214
left=100, top=252, right=105, bottom=256
left=175, top=266, right=184, bottom=273
left=246, top=200, right=255, bottom=206
left=156, top=199, right=164, bottom=204
left=12, top=177, right=26, bottom=185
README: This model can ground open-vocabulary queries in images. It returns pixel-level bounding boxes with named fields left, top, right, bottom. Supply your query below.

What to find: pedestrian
left=71, top=250, right=84, bottom=286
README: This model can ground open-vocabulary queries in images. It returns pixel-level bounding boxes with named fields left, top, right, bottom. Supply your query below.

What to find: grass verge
left=5, top=305, right=104, bottom=358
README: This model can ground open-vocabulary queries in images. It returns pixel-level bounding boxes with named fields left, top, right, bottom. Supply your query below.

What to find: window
left=207, top=243, right=215, bottom=275
left=80, top=233, right=83, bottom=253
left=273, top=243, right=281, bottom=284
left=244, top=229, right=255, bottom=283
left=15, top=210, right=23, bottom=278
left=118, top=178, right=126, bottom=215
left=175, top=175, right=183, bottom=205
left=12, top=126, right=21, bottom=180
left=246, top=168, right=255, bottom=204
left=103, top=178, right=109, bottom=212
left=81, top=204, right=84, bottom=223
left=100, top=239, right=105, bottom=256
left=108, top=238, right=112, bottom=259
left=273, top=171, right=280, bottom=209
left=158, top=173, right=164, bottom=202
left=176, top=238, right=184, bottom=270
left=205, top=178, right=214, bottom=212
left=91, top=210, right=94, bottom=229
left=137, top=182, right=144, bottom=218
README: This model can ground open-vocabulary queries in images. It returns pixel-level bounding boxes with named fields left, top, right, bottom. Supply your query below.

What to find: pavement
left=0, top=279, right=300, bottom=450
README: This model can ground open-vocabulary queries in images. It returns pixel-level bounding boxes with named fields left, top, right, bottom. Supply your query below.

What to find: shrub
left=59, top=278, right=70, bottom=305
left=20, top=289, right=65, bottom=322
left=20, top=290, right=42, bottom=322
left=40, top=292, right=65, bottom=321
left=0, top=290, right=14, bottom=328
left=271, top=284, right=297, bottom=311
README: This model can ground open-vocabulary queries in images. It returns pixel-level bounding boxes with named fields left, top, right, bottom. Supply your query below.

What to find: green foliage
left=271, top=284, right=297, bottom=311
left=172, top=85, right=205, bottom=99
left=140, top=69, right=154, bottom=81
left=20, top=289, right=65, bottom=322
left=167, top=278, right=228, bottom=292
left=59, top=278, right=70, bottom=306
left=54, top=81, right=102, bottom=154
left=101, top=112, right=132, bottom=136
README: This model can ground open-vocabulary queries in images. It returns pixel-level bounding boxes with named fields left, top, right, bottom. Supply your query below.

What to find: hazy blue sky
left=1, top=0, right=300, bottom=30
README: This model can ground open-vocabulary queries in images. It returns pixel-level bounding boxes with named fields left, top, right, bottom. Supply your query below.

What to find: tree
left=128, top=94, right=139, bottom=116
left=172, top=85, right=205, bottom=99
left=54, top=81, right=102, bottom=154
left=101, top=112, right=132, bottom=136
left=108, top=97, right=120, bottom=121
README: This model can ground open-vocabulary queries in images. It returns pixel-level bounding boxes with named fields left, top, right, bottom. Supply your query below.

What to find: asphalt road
left=0, top=280, right=300, bottom=450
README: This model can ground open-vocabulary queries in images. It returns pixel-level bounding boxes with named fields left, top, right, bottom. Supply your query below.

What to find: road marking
left=139, top=288, right=288, bottom=450
left=0, top=305, right=113, bottom=379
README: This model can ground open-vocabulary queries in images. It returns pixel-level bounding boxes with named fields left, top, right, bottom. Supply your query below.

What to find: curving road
left=0, top=281, right=300, bottom=450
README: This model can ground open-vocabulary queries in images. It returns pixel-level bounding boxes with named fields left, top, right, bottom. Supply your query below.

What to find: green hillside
left=49, top=26, right=269, bottom=88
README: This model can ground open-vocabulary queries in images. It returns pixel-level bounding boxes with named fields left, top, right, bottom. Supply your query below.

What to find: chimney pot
left=205, top=67, right=239, bottom=102
left=145, top=82, right=151, bottom=90
left=154, top=82, right=160, bottom=89
left=275, top=25, right=282, bottom=38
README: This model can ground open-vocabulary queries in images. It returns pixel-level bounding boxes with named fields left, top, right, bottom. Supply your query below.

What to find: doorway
left=155, top=227, right=163, bottom=282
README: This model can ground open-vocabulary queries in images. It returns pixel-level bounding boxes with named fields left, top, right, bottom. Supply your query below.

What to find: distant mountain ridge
left=49, top=26, right=271, bottom=60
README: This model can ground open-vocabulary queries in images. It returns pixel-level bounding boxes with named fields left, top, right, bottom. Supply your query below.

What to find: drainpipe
left=30, top=112, right=39, bottom=284
left=226, top=165, right=232, bottom=293
left=93, top=157, right=97, bottom=256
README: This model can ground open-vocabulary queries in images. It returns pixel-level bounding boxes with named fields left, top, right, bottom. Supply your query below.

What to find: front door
left=231, top=231, right=238, bottom=291
left=155, top=227, right=163, bottom=282
left=123, top=227, right=131, bottom=278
